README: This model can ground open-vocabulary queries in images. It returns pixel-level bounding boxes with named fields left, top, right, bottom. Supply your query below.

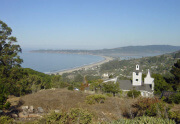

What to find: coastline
left=51, top=56, right=114, bottom=75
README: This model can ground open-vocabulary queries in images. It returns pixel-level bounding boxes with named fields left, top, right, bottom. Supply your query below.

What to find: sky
left=0, top=0, right=180, bottom=50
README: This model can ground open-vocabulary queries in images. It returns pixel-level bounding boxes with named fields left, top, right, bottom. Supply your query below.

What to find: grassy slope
left=16, top=89, right=135, bottom=121
left=7, top=89, right=180, bottom=123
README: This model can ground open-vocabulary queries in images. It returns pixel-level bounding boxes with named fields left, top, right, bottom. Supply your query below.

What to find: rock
left=54, top=110, right=60, bottom=113
left=30, top=106, right=33, bottom=110
left=23, top=111, right=28, bottom=115
left=37, top=107, right=44, bottom=113
left=11, top=113, right=18, bottom=118
left=28, top=114, right=42, bottom=118
left=28, top=106, right=34, bottom=113
left=19, top=112, right=28, bottom=118
left=22, top=106, right=28, bottom=110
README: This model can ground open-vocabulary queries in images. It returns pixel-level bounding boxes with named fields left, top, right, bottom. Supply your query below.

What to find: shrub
left=3, top=102, right=11, bottom=109
left=133, top=98, right=160, bottom=111
left=102, top=82, right=120, bottom=96
left=127, top=89, right=141, bottom=98
left=85, top=94, right=106, bottom=105
left=145, top=102, right=170, bottom=118
left=132, top=97, right=170, bottom=117
left=168, top=111, right=180, bottom=123
left=113, top=116, right=176, bottom=124
left=167, top=92, right=180, bottom=104
left=68, top=108, right=93, bottom=124
left=0, top=116, right=14, bottom=124
left=68, top=85, right=74, bottom=91
left=36, top=108, right=93, bottom=124
left=41, top=112, right=63, bottom=124
left=106, top=93, right=113, bottom=97
left=0, top=93, right=8, bottom=110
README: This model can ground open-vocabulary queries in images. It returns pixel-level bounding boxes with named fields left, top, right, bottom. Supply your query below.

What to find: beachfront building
left=103, top=64, right=154, bottom=97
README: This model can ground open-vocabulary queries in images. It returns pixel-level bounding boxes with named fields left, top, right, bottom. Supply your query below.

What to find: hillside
left=60, top=51, right=180, bottom=84
left=32, top=45, right=180, bottom=57
left=9, top=89, right=133, bottom=122
left=7, top=88, right=180, bottom=123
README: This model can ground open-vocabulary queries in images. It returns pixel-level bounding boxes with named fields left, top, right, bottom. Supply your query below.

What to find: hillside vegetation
left=100, top=51, right=180, bottom=76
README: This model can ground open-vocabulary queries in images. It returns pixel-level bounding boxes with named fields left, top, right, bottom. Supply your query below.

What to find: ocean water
left=20, top=52, right=104, bottom=73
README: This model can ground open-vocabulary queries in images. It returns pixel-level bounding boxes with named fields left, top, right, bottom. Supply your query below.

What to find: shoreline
left=50, top=56, right=114, bottom=75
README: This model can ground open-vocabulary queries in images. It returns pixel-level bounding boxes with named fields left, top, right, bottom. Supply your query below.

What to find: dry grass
left=7, top=89, right=180, bottom=122
left=7, top=96, right=21, bottom=107
left=20, top=89, right=88, bottom=112
left=14, top=88, right=135, bottom=121
left=171, top=104, right=180, bottom=112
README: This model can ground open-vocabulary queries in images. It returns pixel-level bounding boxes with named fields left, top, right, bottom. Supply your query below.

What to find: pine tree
left=170, top=60, right=180, bottom=91
left=0, top=20, right=23, bottom=100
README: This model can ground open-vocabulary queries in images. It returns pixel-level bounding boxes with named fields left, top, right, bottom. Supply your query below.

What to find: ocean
left=20, top=52, right=104, bottom=73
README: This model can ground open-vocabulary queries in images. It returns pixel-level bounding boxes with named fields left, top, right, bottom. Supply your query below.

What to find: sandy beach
left=51, top=56, right=114, bottom=75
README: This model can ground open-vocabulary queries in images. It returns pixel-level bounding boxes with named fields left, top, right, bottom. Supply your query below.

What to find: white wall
left=132, top=72, right=142, bottom=85
left=144, top=76, right=154, bottom=84
left=144, top=70, right=154, bottom=90
left=103, top=77, right=118, bottom=84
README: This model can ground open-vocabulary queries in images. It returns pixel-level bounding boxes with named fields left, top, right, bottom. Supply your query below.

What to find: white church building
left=104, top=64, right=154, bottom=97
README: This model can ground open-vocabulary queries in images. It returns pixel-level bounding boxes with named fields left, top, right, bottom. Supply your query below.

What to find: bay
left=20, top=52, right=104, bottom=73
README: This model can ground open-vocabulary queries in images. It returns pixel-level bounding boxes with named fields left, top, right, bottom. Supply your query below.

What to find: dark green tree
left=127, top=89, right=141, bottom=98
left=170, top=60, right=180, bottom=91
left=152, top=74, right=170, bottom=94
left=0, top=20, right=23, bottom=108
left=74, top=74, right=83, bottom=83
left=0, top=85, right=8, bottom=109
left=0, top=20, right=22, bottom=70
left=102, top=82, right=120, bottom=96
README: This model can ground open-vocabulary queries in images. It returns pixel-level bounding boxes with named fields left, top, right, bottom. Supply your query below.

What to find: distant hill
left=32, top=45, right=180, bottom=57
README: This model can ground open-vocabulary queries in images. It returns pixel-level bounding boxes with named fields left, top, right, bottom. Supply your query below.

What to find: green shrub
left=43, top=111, right=63, bottom=123
left=127, top=89, right=141, bottom=98
left=36, top=108, right=93, bottom=124
left=68, top=108, right=93, bottom=124
left=102, top=82, right=120, bottom=96
left=68, top=85, right=74, bottom=90
left=113, top=116, right=176, bottom=124
left=168, top=111, right=180, bottom=123
left=3, top=102, right=11, bottom=109
left=0, top=116, right=14, bottom=124
left=85, top=94, right=106, bottom=105
left=106, top=93, right=113, bottom=97
left=0, top=93, right=8, bottom=110
left=132, top=97, right=170, bottom=117
left=167, top=92, right=180, bottom=104
left=145, top=102, right=170, bottom=118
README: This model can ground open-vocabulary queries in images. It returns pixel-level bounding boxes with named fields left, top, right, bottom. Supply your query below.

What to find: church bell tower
left=132, top=64, right=142, bottom=86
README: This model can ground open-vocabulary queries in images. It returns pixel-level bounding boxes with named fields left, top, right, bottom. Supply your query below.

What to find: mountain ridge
left=31, top=45, right=180, bottom=57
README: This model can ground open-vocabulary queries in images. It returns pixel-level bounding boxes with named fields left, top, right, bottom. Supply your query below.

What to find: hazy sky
left=1, top=0, right=180, bottom=50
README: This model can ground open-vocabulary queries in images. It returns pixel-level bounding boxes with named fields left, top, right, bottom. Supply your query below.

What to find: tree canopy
left=170, top=59, right=180, bottom=91
left=152, top=74, right=170, bottom=94
left=0, top=20, right=23, bottom=94
left=102, top=81, right=120, bottom=96
left=0, top=20, right=23, bottom=109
